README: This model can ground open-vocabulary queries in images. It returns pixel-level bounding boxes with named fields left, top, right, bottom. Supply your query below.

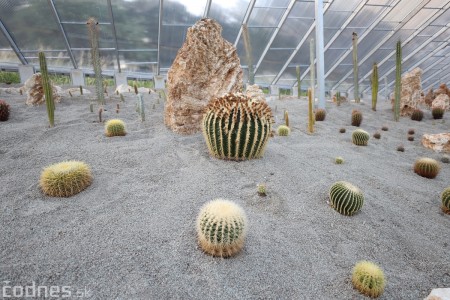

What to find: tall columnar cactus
left=39, top=52, right=55, bottom=127
left=242, top=24, right=254, bottom=86
left=372, top=62, right=378, bottom=111
left=86, top=17, right=105, bottom=106
left=308, top=88, right=314, bottom=134
left=310, top=39, right=315, bottom=106
left=196, top=199, right=247, bottom=257
left=284, top=110, right=289, bottom=127
left=352, top=261, right=385, bottom=298
left=413, top=157, right=440, bottom=179
left=352, top=129, right=369, bottom=146
left=352, top=32, right=360, bottom=103
left=329, top=181, right=364, bottom=216
left=202, top=93, right=273, bottom=160
left=0, top=100, right=10, bottom=121
left=394, top=40, right=402, bottom=122
left=441, top=187, right=450, bottom=214
left=296, top=65, right=301, bottom=99
left=336, top=91, right=341, bottom=106
left=137, top=94, right=145, bottom=122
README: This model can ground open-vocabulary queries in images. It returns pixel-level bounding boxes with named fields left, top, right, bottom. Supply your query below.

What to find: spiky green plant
left=351, top=110, right=362, bottom=127
left=138, top=94, right=145, bottom=122
left=372, top=62, right=378, bottom=111
left=39, top=52, right=55, bottom=127
left=196, top=199, right=247, bottom=257
left=0, top=100, right=10, bottom=121
left=40, top=161, right=92, bottom=197
left=98, top=107, right=103, bottom=123
left=411, top=109, right=423, bottom=121
left=284, top=110, right=289, bottom=127
left=352, top=129, right=369, bottom=146
left=86, top=17, right=105, bottom=105
left=352, top=32, right=359, bottom=103
left=442, top=187, right=450, bottom=214
left=315, top=109, right=326, bottom=121
left=120, top=93, right=125, bottom=102
left=335, top=157, right=344, bottom=164
left=79, top=85, right=83, bottom=95
left=432, top=107, right=444, bottom=119
left=257, top=184, right=266, bottom=196
left=202, top=93, right=273, bottom=160
left=394, top=40, right=401, bottom=121
left=352, top=261, right=385, bottom=298
left=89, top=103, right=94, bottom=113
left=242, top=24, right=254, bottom=85
left=134, top=81, right=138, bottom=95
left=308, top=88, right=314, bottom=134
left=105, top=119, right=126, bottom=137
left=329, top=181, right=364, bottom=216
left=336, top=91, right=341, bottom=106
left=414, top=157, right=440, bottom=179
left=296, top=65, right=301, bottom=99
left=277, top=125, right=290, bottom=136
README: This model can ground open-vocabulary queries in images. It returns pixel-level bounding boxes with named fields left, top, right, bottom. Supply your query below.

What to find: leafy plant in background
left=352, top=32, right=360, bottom=103
left=372, top=62, right=378, bottom=111
left=394, top=40, right=401, bottom=121
left=39, top=52, right=55, bottom=127
left=242, top=24, right=254, bottom=86
left=0, top=71, right=20, bottom=84
left=86, top=17, right=105, bottom=106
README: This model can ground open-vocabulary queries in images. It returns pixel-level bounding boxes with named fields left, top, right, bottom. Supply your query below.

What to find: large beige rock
left=245, top=84, right=266, bottom=102
left=24, top=73, right=61, bottom=105
left=432, top=94, right=449, bottom=111
left=164, top=18, right=243, bottom=134
left=391, top=68, right=423, bottom=116
left=424, top=288, right=450, bottom=300
left=422, top=133, right=450, bottom=153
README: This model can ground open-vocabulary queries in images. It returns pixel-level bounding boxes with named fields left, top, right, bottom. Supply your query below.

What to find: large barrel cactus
left=352, top=261, right=386, bottom=298
left=202, top=93, right=274, bottom=160
left=329, top=181, right=364, bottom=216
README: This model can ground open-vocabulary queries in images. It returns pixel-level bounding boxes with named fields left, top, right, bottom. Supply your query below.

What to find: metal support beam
left=315, top=0, right=325, bottom=108
left=203, top=0, right=212, bottom=18
left=253, top=0, right=296, bottom=73
left=107, top=0, right=121, bottom=73
left=156, top=0, right=163, bottom=75
left=0, top=17, right=27, bottom=64
left=234, top=0, right=257, bottom=47
left=47, top=0, right=77, bottom=69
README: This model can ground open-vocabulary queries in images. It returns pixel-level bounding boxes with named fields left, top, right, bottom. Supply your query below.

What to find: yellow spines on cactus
left=277, top=125, right=290, bottom=136
left=196, top=199, right=247, bottom=257
left=413, top=157, right=440, bottom=179
left=40, top=161, right=92, bottom=197
left=105, top=119, right=126, bottom=137
left=352, top=261, right=385, bottom=298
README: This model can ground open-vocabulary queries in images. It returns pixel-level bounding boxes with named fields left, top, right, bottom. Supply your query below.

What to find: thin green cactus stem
left=296, top=65, right=301, bottom=99
left=39, top=52, right=55, bottom=127
left=138, top=94, right=145, bottom=122
left=87, top=17, right=105, bottom=106
left=394, top=40, right=402, bottom=122
left=372, top=62, right=378, bottom=111
left=242, top=24, right=254, bottom=86
left=308, top=88, right=314, bottom=134
left=310, top=39, right=315, bottom=108
left=352, top=32, right=359, bottom=103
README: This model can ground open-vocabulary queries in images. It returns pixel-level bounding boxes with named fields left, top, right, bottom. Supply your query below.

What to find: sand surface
left=1, top=85, right=449, bottom=299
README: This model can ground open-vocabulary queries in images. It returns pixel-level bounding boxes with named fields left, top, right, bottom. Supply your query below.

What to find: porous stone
left=245, top=84, right=266, bottom=102
left=422, top=133, right=450, bottom=153
left=432, top=94, right=449, bottom=111
left=391, top=68, right=423, bottom=116
left=424, top=288, right=450, bottom=300
left=24, top=73, right=61, bottom=105
left=164, top=18, right=243, bottom=134
left=114, top=84, right=133, bottom=94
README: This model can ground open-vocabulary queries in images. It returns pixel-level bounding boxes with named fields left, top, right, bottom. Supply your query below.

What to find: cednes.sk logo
left=2, top=281, right=91, bottom=298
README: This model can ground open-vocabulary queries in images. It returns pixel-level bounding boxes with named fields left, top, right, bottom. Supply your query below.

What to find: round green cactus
left=40, top=161, right=93, bottom=197
left=414, top=157, right=440, bottom=179
left=0, top=100, right=10, bottom=121
left=202, top=93, right=274, bottom=160
left=442, top=187, right=450, bottom=214
left=352, top=261, right=385, bottom=298
left=329, top=181, right=364, bottom=216
left=277, top=125, right=290, bottom=136
left=315, top=109, right=326, bottom=121
left=196, top=199, right=247, bottom=257
left=335, top=157, right=344, bottom=164
left=352, top=129, right=369, bottom=146
left=411, top=109, right=423, bottom=121
left=105, top=119, right=126, bottom=137
left=432, top=107, right=444, bottom=119
left=351, top=110, right=362, bottom=126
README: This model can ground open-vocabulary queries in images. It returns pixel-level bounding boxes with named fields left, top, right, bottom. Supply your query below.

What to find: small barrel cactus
left=351, top=110, right=362, bottom=126
left=407, top=128, right=415, bottom=135
left=414, top=157, right=440, bottom=179
left=397, top=145, right=405, bottom=152
left=381, top=126, right=388, bottom=131
left=352, top=261, right=385, bottom=298
left=40, top=161, right=92, bottom=197
left=315, top=108, right=326, bottom=121
left=432, top=107, right=444, bottom=119
left=339, top=128, right=346, bottom=133
left=277, top=125, right=290, bottom=136
left=257, top=184, right=267, bottom=196
left=411, top=108, right=423, bottom=121
left=407, top=136, right=414, bottom=141
left=0, top=100, right=10, bottom=121
left=202, top=93, right=274, bottom=160
left=196, top=199, right=247, bottom=257
left=352, top=129, right=369, bottom=146
left=329, top=181, right=364, bottom=216
left=335, top=157, right=344, bottom=164
left=105, top=119, right=126, bottom=137
left=442, top=187, right=450, bottom=214
left=373, top=132, right=381, bottom=139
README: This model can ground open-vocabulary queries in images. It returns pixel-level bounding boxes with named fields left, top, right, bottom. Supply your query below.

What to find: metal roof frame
left=107, top=0, right=121, bottom=73
left=234, top=0, right=257, bottom=47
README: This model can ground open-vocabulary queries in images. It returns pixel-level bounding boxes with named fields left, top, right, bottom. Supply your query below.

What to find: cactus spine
left=352, top=32, right=359, bottom=103
left=394, top=40, right=401, bottom=121
left=39, top=52, right=55, bottom=127
left=87, top=17, right=105, bottom=106
left=296, top=65, right=301, bottom=98
left=138, top=94, right=145, bottom=122
left=308, top=88, right=314, bottom=133
left=242, top=24, right=254, bottom=86
left=202, top=93, right=273, bottom=160
left=310, top=39, right=315, bottom=107
left=372, top=62, right=378, bottom=111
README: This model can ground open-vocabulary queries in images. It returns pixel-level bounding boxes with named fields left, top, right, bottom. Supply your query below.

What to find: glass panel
left=401, top=9, right=437, bottom=30
left=0, top=33, right=20, bottom=64
left=271, top=18, right=314, bottom=48
left=209, top=0, right=251, bottom=43
left=163, top=0, right=207, bottom=25
left=62, top=24, right=115, bottom=49
left=159, top=25, right=188, bottom=70
left=73, top=49, right=117, bottom=71
left=248, top=7, right=284, bottom=26
left=255, top=0, right=291, bottom=7
left=256, top=49, right=292, bottom=77
left=55, top=0, right=110, bottom=23
left=383, top=0, right=425, bottom=23
left=431, top=9, right=450, bottom=26
left=347, top=6, right=384, bottom=29
left=120, top=51, right=158, bottom=73
left=236, top=27, right=276, bottom=67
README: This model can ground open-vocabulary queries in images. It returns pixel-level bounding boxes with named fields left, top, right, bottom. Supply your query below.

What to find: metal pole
left=315, top=0, right=325, bottom=108
left=203, top=0, right=212, bottom=18
left=156, top=0, right=163, bottom=75
left=0, top=19, right=27, bottom=64
left=107, top=0, right=121, bottom=73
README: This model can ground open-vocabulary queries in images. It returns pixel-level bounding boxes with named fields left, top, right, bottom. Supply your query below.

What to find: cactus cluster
left=202, top=93, right=273, bottom=160
left=277, top=125, right=290, bottom=136
left=40, top=161, right=93, bottom=197
left=352, top=129, right=369, bottom=146
left=352, top=261, right=385, bottom=298
left=105, top=119, right=126, bottom=137
left=411, top=109, right=423, bottom=121
left=196, top=199, right=247, bottom=257
left=315, top=109, right=326, bottom=121
left=0, top=100, right=10, bottom=121
left=442, top=187, right=450, bottom=214
left=432, top=107, right=444, bottom=119
left=351, top=110, right=362, bottom=126
left=329, top=181, right=364, bottom=216
left=413, top=157, right=440, bottom=179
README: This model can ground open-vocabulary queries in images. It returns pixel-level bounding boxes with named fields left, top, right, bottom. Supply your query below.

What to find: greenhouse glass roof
left=0, top=0, right=448, bottom=93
